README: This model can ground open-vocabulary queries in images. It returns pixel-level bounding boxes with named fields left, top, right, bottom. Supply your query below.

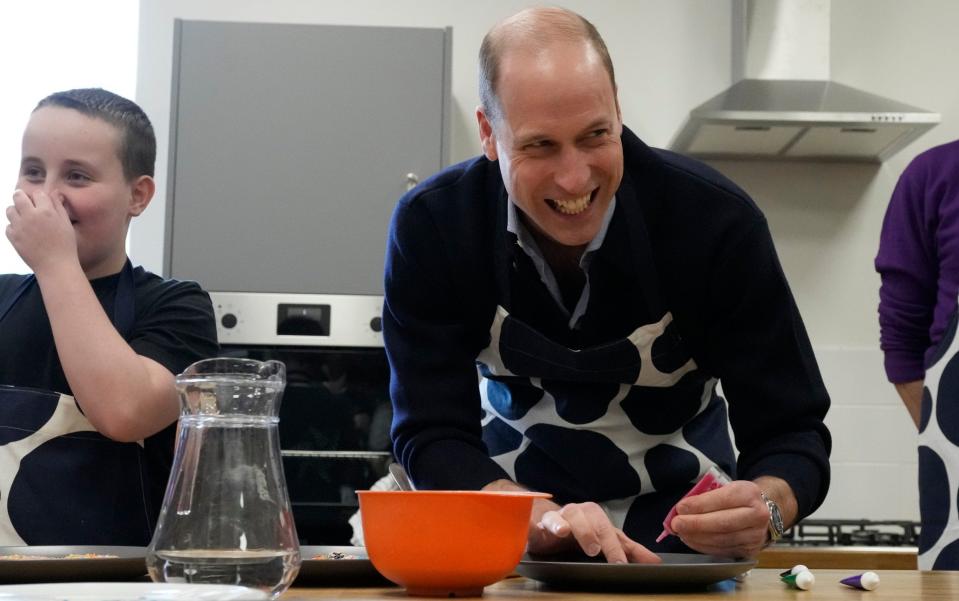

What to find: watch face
left=770, top=503, right=784, bottom=536
left=763, top=492, right=785, bottom=540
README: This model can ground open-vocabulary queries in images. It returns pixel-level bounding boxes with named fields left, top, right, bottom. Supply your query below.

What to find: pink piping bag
left=656, top=465, right=732, bottom=542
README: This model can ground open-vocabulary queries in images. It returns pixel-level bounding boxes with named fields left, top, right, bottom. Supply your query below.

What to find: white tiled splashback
left=724, top=346, right=919, bottom=521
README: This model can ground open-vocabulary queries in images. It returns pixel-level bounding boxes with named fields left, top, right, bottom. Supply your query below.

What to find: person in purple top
left=877, top=139, right=959, bottom=423
left=876, top=138, right=959, bottom=569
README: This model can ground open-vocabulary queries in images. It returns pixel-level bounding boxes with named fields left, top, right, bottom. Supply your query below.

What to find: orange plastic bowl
left=358, top=490, right=550, bottom=596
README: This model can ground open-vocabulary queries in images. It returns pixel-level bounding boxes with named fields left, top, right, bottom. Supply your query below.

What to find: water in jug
left=146, top=358, right=300, bottom=598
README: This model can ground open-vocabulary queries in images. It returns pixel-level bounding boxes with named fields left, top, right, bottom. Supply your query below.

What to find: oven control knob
left=221, top=313, right=238, bottom=329
left=370, top=316, right=383, bottom=332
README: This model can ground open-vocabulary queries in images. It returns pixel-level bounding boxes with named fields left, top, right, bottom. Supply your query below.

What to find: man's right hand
left=532, top=500, right=661, bottom=564
left=482, top=479, right=660, bottom=564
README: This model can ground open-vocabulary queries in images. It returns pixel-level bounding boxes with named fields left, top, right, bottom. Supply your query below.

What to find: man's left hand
left=668, top=478, right=795, bottom=559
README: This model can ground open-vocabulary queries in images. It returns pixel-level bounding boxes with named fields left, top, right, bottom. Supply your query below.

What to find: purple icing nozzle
left=841, top=572, right=880, bottom=591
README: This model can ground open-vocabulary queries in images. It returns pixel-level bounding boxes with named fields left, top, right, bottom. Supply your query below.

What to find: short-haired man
left=385, top=8, right=831, bottom=562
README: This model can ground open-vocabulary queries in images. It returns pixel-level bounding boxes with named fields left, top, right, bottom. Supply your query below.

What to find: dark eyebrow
left=580, top=118, right=613, bottom=134
left=515, top=119, right=615, bottom=147
left=19, top=157, right=99, bottom=172
left=62, top=159, right=98, bottom=172
left=515, top=133, right=551, bottom=147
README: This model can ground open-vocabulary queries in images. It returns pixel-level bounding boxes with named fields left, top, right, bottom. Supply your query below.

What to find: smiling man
left=384, top=7, right=831, bottom=563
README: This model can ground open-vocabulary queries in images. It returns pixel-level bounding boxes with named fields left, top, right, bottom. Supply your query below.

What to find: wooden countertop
left=757, top=545, right=918, bottom=570
left=281, top=569, right=957, bottom=600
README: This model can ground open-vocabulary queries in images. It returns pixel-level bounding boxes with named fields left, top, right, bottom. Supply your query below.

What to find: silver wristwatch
left=762, top=491, right=785, bottom=543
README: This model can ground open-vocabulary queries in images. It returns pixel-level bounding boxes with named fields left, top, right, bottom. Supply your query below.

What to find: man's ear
left=129, top=175, right=156, bottom=217
left=476, top=106, right=498, bottom=161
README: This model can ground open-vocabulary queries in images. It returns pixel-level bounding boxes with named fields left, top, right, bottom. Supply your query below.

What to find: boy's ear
left=128, top=175, right=156, bottom=217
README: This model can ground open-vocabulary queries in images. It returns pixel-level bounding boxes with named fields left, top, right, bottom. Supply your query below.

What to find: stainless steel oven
left=210, top=292, right=391, bottom=544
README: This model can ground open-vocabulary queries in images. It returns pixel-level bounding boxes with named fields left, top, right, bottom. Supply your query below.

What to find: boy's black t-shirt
left=0, top=265, right=219, bottom=544
left=0, top=266, right=218, bottom=393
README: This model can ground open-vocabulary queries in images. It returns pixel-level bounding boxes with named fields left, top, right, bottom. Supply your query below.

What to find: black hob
left=777, top=519, right=920, bottom=547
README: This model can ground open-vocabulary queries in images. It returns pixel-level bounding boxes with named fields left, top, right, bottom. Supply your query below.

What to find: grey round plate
left=0, top=546, right=146, bottom=582
left=516, top=552, right=756, bottom=591
left=296, top=545, right=393, bottom=586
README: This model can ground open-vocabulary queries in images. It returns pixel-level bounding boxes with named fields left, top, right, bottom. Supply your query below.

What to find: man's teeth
left=551, top=194, right=591, bottom=215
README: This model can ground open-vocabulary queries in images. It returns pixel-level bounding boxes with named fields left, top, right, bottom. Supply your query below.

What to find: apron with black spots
left=0, top=261, right=155, bottom=545
left=478, top=210, right=737, bottom=552
left=918, top=304, right=959, bottom=569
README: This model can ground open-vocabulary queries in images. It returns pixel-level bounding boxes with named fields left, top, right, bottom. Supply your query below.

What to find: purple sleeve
left=876, top=141, right=959, bottom=383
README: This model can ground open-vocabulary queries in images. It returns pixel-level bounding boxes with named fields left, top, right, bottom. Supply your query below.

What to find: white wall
left=0, top=1, right=139, bottom=274
left=709, top=0, right=959, bottom=521
left=135, top=0, right=959, bottom=522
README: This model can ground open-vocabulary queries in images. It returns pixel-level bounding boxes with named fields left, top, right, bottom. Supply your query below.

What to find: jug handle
left=176, top=424, right=203, bottom=515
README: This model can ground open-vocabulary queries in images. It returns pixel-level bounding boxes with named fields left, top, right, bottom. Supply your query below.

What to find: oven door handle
left=281, top=450, right=392, bottom=459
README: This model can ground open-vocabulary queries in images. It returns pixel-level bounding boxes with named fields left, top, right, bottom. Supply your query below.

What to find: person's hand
left=6, top=188, right=78, bottom=275
left=530, top=499, right=661, bottom=564
left=667, top=479, right=771, bottom=558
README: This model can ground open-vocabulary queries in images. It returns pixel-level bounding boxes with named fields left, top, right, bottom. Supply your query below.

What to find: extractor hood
left=670, top=0, right=939, bottom=162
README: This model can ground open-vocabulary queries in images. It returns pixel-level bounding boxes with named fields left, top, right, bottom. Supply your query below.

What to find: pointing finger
left=620, top=530, right=661, bottom=564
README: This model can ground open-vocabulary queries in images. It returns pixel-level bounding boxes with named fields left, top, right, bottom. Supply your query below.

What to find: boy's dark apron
left=918, top=300, right=959, bottom=569
left=0, top=261, right=156, bottom=545
left=478, top=197, right=737, bottom=551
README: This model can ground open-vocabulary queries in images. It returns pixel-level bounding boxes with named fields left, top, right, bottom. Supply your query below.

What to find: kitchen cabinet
left=164, top=20, right=451, bottom=295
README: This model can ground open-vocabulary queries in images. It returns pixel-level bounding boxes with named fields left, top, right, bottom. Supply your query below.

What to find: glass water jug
left=146, top=358, right=301, bottom=598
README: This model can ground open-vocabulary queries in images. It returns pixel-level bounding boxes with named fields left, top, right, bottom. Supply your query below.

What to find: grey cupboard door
left=165, top=20, right=451, bottom=295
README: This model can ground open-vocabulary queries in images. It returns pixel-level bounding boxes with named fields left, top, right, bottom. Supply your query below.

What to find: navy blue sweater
left=384, top=127, right=831, bottom=524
